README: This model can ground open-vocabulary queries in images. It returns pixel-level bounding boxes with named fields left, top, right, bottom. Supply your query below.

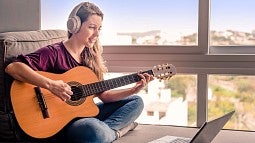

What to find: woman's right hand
left=47, top=80, right=73, bottom=101
left=5, top=62, right=73, bottom=101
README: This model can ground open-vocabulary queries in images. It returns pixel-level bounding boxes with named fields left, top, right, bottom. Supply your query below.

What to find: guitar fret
left=95, top=84, right=98, bottom=92
left=83, top=85, right=88, bottom=96
left=85, top=84, right=89, bottom=96
left=95, top=83, right=99, bottom=93
left=88, top=84, right=94, bottom=95
left=100, top=81, right=107, bottom=91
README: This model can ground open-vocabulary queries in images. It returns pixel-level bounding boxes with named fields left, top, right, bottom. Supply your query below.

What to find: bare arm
left=5, top=62, right=72, bottom=101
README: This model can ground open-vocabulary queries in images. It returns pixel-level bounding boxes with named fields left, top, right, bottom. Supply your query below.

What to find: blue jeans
left=64, top=95, right=144, bottom=143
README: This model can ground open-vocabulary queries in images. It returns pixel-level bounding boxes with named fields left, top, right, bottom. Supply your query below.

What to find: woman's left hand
left=132, top=72, right=154, bottom=94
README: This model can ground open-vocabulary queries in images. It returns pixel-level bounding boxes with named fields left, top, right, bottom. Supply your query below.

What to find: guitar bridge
left=34, top=86, right=49, bottom=118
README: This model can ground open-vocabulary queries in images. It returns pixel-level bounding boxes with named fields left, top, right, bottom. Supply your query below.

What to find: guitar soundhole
left=66, top=81, right=86, bottom=106
left=71, top=86, right=83, bottom=101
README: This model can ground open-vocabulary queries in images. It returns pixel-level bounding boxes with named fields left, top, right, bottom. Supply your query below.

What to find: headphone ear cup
left=67, top=15, right=81, bottom=34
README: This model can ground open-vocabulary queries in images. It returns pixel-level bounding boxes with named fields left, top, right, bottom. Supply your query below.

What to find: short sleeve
left=15, top=46, right=57, bottom=71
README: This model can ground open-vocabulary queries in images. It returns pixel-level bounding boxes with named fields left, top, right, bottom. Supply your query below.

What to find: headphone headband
left=67, top=2, right=86, bottom=34
left=68, top=2, right=85, bottom=19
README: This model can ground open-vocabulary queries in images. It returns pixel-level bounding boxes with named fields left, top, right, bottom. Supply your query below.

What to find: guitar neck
left=82, top=70, right=153, bottom=96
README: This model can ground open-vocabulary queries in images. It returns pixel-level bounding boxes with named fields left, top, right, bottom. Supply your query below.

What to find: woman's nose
left=94, top=29, right=100, bottom=36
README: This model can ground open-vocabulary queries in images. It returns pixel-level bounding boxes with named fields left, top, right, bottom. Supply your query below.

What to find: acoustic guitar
left=10, top=64, right=176, bottom=138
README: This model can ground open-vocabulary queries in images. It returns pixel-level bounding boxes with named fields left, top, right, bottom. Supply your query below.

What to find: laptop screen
left=190, top=111, right=235, bottom=143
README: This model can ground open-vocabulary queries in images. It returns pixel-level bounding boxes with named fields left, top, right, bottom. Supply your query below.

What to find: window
left=41, top=0, right=198, bottom=46
left=209, top=75, right=255, bottom=130
left=41, top=0, right=255, bottom=131
left=210, top=0, right=255, bottom=54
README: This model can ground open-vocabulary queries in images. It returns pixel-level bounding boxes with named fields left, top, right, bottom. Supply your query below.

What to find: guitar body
left=10, top=63, right=176, bottom=139
left=10, top=66, right=99, bottom=138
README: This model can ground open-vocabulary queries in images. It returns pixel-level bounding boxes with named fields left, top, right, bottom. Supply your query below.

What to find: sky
left=210, top=0, right=255, bottom=32
left=41, top=0, right=255, bottom=44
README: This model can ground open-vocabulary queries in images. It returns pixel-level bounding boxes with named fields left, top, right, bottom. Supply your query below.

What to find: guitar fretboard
left=81, top=70, right=153, bottom=96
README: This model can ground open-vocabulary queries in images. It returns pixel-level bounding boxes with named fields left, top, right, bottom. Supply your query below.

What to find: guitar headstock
left=152, top=63, right=177, bottom=81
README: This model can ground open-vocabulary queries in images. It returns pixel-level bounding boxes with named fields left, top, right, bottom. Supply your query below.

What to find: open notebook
left=148, top=110, right=235, bottom=143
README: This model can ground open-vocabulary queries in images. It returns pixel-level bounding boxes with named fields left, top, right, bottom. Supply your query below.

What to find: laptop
left=148, top=110, right=235, bottom=143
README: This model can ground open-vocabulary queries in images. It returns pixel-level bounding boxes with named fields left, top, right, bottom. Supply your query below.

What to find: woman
left=5, top=2, right=153, bottom=143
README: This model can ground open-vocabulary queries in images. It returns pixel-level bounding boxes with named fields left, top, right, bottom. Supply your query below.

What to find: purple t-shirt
left=16, top=42, right=82, bottom=73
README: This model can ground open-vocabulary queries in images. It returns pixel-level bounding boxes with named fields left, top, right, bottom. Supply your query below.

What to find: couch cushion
left=0, top=30, right=67, bottom=60
left=0, top=30, right=67, bottom=111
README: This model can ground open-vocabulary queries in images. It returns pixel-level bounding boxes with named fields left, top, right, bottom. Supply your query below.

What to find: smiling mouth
left=89, top=38, right=97, bottom=44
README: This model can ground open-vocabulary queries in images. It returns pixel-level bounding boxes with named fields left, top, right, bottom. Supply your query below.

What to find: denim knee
left=66, top=118, right=116, bottom=143
left=130, top=95, right=144, bottom=113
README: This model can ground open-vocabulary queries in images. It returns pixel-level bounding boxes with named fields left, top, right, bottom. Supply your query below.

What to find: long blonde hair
left=68, top=2, right=107, bottom=80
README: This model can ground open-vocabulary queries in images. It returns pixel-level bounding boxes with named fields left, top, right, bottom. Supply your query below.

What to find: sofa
left=0, top=30, right=67, bottom=142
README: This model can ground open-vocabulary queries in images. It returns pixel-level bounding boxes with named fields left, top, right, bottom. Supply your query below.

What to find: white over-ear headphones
left=67, top=2, right=85, bottom=34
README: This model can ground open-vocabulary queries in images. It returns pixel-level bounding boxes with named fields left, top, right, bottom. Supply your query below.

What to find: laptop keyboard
left=170, top=138, right=191, bottom=143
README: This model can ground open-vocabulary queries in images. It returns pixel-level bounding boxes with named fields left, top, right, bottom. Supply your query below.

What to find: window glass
left=208, top=75, right=255, bottom=131
left=104, top=73, right=197, bottom=126
left=210, top=0, right=255, bottom=46
left=41, top=0, right=198, bottom=45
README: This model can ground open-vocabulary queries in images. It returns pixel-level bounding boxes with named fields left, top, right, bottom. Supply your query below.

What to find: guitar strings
left=36, top=73, right=142, bottom=101
left=40, top=88, right=86, bottom=101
